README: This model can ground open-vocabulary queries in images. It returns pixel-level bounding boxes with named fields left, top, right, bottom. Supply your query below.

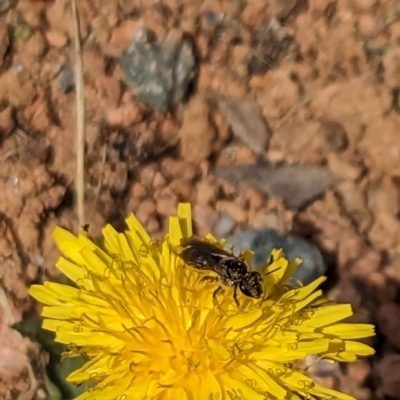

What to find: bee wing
left=181, top=238, right=233, bottom=259
left=210, top=262, right=230, bottom=277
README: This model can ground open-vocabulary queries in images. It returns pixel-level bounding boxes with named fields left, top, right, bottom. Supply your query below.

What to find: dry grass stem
left=71, top=0, right=85, bottom=231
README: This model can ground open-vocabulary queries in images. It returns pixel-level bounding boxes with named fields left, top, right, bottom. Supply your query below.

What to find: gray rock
left=213, top=212, right=236, bottom=239
left=212, top=163, right=336, bottom=210
left=217, top=96, right=271, bottom=154
left=120, top=28, right=196, bottom=112
left=226, top=228, right=326, bottom=287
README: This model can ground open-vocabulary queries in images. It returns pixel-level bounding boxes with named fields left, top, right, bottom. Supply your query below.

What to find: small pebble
left=161, top=158, right=198, bottom=181
left=216, top=201, right=248, bottom=224
left=179, top=94, right=215, bottom=164
left=110, top=20, right=142, bottom=49
left=110, top=163, right=128, bottom=194
left=136, top=199, right=156, bottom=225
left=349, top=248, right=381, bottom=277
left=106, top=103, right=142, bottom=127
left=130, top=182, right=146, bottom=200
left=0, top=0, right=13, bottom=14
left=152, top=172, right=167, bottom=189
left=196, top=179, right=217, bottom=206
left=45, top=29, right=68, bottom=48
left=0, top=106, right=14, bottom=136
left=169, top=179, right=193, bottom=200
left=155, top=187, right=178, bottom=216
left=57, top=64, right=75, bottom=93
left=193, top=203, right=219, bottom=237
left=304, top=355, right=338, bottom=377
left=358, top=14, right=377, bottom=37
left=139, top=164, right=157, bottom=186
left=319, top=118, right=349, bottom=152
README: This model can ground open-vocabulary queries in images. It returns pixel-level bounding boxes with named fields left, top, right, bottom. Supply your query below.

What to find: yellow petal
left=247, top=363, right=288, bottom=398
left=55, top=257, right=92, bottom=289
left=310, top=384, right=356, bottom=400
left=306, top=304, right=353, bottom=328
left=198, top=371, right=222, bottom=399
left=223, top=375, right=266, bottom=400
left=169, top=215, right=184, bottom=247
left=28, top=283, right=75, bottom=306
left=125, top=213, right=152, bottom=245
left=322, top=323, right=375, bottom=339
left=227, top=308, right=263, bottom=331
left=344, top=340, right=375, bottom=356
left=177, top=202, right=192, bottom=238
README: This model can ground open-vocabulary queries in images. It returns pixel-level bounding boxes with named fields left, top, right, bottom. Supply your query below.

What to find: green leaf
left=43, top=374, right=63, bottom=400
left=49, top=357, right=87, bottom=399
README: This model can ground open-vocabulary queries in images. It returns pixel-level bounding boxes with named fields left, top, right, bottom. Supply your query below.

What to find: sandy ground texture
left=1, top=0, right=400, bottom=398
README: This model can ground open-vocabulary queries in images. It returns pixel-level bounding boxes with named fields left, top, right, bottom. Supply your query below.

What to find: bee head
left=238, top=271, right=264, bottom=299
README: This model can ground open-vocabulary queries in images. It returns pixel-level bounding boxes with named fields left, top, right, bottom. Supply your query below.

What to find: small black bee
left=179, top=237, right=264, bottom=307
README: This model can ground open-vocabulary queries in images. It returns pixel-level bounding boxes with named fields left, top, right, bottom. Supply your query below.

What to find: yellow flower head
left=29, top=203, right=375, bottom=400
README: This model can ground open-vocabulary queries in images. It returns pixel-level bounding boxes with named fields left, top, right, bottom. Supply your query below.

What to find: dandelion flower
left=29, top=203, right=375, bottom=400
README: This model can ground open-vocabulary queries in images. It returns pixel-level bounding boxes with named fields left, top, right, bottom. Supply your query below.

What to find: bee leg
left=212, top=285, right=224, bottom=306
left=233, top=285, right=240, bottom=308
left=199, top=275, right=219, bottom=285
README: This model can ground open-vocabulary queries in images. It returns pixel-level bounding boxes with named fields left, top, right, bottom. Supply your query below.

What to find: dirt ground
left=1, top=0, right=400, bottom=398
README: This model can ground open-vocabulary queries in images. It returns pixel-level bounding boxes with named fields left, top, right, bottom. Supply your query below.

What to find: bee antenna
left=263, top=266, right=281, bottom=276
